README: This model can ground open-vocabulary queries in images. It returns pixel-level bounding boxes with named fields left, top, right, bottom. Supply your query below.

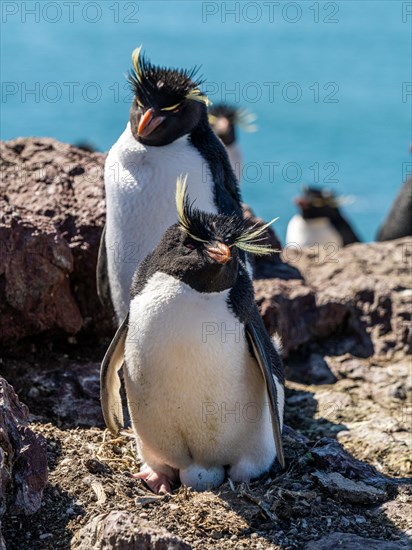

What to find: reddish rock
left=0, top=138, right=112, bottom=345
left=254, top=238, right=411, bottom=359
left=0, top=199, right=82, bottom=344
left=0, top=376, right=48, bottom=516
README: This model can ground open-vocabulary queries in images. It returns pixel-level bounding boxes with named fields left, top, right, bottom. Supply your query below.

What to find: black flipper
left=96, top=224, right=112, bottom=307
left=245, top=321, right=285, bottom=469
left=100, top=314, right=129, bottom=434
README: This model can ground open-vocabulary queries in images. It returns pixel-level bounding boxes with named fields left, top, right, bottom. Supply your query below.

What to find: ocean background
left=1, top=0, right=411, bottom=242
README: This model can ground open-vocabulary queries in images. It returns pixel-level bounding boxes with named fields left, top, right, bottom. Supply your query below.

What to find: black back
left=377, top=178, right=412, bottom=241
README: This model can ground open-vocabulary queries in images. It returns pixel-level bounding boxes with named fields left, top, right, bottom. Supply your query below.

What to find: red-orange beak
left=137, top=108, right=165, bottom=138
left=206, top=242, right=231, bottom=264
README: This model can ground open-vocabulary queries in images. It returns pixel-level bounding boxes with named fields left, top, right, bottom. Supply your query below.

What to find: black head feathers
left=300, top=186, right=354, bottom=209
left=128, top=47, right=210, bottom=110
left=176, top=176, right=278, bottom=255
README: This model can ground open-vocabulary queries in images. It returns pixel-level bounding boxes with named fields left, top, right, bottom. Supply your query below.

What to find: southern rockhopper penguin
left=286, top=186, right=360, bottom=248
left=208, top=103, right=257, bottom=181
left=98, top=47, right=242, bottom=323
left=376, top=177, right=412, bottom=241
left=100, top=177, right=285, bottom=494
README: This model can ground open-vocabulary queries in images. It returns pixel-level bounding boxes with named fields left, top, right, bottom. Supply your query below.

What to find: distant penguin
left=208, top=104, right=257, bottom=181
left=101, top=177, right=285, bottom=494
left=99, top=48, right=242, bottom=323
left=376, top=177, right=412, bottom=241
left=286, top=187, right=360, bottom=248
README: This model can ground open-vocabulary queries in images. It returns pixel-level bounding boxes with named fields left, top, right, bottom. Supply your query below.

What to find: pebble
left=139, top=512, right=149, bottom=519
left=251, top=532, right=259, bottom=539
left=230, top=534, right=238, bottom=541
left=355, top=515, right=366, bottom=524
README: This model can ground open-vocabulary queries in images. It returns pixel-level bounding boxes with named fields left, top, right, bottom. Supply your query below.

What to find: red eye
left=185, top=243, right=195, bottom=250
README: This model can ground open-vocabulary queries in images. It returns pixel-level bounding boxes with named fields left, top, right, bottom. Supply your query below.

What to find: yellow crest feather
left=131, top=45, right=143, bottom=82
left=176, top=176, right=279, bottom=254
left=175, top=176, right=208, bottom=243
left=234, top=217, right=280, bottom=256
left=186, top=89, right=211, bottom=106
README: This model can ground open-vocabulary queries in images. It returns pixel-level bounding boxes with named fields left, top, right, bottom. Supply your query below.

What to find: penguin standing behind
left=99, top=49, right=242, bottom=323
left=208, top=104, right=257, bottom=181
left=101, top=177, right=285, bottom=494
left=376, top=177, right=412, bottom=241
left=286, top=187, right=360, bottom=248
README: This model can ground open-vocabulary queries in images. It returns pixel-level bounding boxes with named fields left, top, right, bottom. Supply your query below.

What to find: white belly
left=123, top=272, right=275, bottom=473
left=286, top=214, right=343, bottom=248
left=104, top=123, right=217, bottom=321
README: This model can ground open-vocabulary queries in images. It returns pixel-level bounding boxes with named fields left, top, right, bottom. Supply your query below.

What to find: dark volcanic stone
left=0, top=376, right=48, bottom=516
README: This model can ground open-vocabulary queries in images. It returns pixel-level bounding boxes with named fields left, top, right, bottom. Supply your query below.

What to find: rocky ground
left=0, top=345, right=411, bottom=549
left=0, top=138, right=411, bottom=549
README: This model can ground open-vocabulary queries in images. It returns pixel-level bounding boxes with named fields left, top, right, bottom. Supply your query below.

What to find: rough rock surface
left=72, top=510, right=192, bottom=549
left=0, top=199, right=82, bottom=343
left=0, top=377, right=48, bottom=517
left=312, top=471, right=387, bottom=504
left=0, top=138, right=110, bottom=344
left=255, top=237, right=411, bottom=360
left=305, top=531, right=409, bottom=549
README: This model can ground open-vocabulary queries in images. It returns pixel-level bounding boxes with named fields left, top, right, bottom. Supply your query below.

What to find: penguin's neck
left=189, top=115, right=243, bottom=217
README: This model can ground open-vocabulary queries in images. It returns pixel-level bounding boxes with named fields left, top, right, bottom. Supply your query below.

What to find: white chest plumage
left=123, top=272, right=277, bottom=481
left=286, top=214, right=343, bottom=248
left=104, top=123, right=217, bottom=321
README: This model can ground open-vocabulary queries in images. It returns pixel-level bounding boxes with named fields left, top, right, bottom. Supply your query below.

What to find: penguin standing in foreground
left=286, top=187, right=360, bottom=248
left=101, top=177, right=285, bottom=494
left=208, top=104, right=257, bottom=181
left=99, top=48, right=242, bottom=323
left=376, top=177, right=412, bottom=241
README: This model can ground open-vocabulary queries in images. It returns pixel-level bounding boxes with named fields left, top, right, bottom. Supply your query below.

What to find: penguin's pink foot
left=132, top=467, right=172, bottom=495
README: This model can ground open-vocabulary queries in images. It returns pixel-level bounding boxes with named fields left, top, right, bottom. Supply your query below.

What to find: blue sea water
left=1, top=0, right=411, bottom=242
